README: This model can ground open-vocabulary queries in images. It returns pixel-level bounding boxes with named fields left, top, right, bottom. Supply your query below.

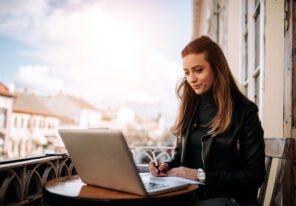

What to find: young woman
left=149, top=36, right=265, bottom=206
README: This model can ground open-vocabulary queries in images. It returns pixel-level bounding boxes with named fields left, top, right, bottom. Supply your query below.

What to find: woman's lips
left=192, top=84, right=201, bottom=89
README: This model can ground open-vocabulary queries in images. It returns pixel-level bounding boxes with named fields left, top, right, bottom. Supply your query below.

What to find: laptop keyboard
left=144, top=182, right=169, bottom=190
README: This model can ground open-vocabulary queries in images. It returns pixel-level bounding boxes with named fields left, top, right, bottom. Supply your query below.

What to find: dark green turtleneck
left=186, top=93, right=218, bottom=169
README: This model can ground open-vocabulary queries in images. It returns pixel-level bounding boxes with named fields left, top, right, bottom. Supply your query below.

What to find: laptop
left=58, top=128, right=191, bottom=196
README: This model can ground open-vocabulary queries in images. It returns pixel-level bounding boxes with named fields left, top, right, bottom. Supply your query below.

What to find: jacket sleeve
left=205, top=106, right=266, bottom=192
left=165, top=137, right=182, bottom=169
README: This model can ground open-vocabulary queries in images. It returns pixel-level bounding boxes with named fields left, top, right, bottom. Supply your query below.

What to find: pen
left=152, top=149, right=160, bottom=175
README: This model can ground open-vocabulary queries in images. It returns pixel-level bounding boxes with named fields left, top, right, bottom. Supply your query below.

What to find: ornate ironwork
left=0, top=155, right=77, bottom=205
left=130, top=146, right=174, bottom=173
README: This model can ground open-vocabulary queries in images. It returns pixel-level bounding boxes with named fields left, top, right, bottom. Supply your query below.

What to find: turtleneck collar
left=199, top=92, right=215, bottom=106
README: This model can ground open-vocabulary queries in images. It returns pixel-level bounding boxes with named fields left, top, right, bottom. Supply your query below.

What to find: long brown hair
left=171, top=36, right=246, bottom=137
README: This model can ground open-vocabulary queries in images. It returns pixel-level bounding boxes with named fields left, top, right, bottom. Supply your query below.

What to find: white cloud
left=1, top=0, right=187, bottom=124
left=14, top=65, right=63, bottom=95
left=0, top=0, right=50, bottom=45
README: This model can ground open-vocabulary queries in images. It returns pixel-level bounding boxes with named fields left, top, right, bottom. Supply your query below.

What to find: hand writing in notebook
left=149, top=161, right=200, bottom=181
left=149, top=160, right=169, bottom=177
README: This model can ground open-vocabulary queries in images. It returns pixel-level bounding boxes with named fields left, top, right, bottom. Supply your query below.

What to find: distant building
left=9, top=91, right=60, bottom=158
left=41, top=92, right=102, bottom=128
left=0, top=82, right=14, bottom=157
left=8, top=91, right=103, bottom=157
left=117, top=106, right=135, bottom=126
left=0, top=84, right=173, bottom=159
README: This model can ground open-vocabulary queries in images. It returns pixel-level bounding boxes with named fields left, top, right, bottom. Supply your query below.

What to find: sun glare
left=81, top=9, right=137, bottom=69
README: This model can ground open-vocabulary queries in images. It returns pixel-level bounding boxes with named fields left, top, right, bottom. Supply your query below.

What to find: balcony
left=0, top=146, right=174, bottom=205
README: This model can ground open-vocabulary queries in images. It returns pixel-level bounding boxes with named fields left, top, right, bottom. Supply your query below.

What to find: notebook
left=58, top=128, right=191, bottom=196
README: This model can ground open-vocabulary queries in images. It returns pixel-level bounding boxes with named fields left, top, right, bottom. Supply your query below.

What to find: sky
left=0, top=0, right=192, bottom=127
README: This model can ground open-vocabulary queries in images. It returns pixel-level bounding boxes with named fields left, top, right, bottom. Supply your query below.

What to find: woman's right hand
left=149, top=161, right=169, bottom=177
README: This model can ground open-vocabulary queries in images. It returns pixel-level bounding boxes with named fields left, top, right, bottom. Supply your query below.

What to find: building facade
left=8, top=91, right=60, bottom=158
left=192, top=0, right=296, bottom=205
left=192, top=0, right=294, bottom=139
left=0, top=83, right=14, bottom=158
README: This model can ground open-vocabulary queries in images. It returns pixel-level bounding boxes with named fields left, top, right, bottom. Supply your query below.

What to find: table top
left=43, top=175, right=198, bottom=206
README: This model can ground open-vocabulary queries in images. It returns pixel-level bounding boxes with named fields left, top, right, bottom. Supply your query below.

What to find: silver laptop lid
left=58, top=129, right=148, bottom=196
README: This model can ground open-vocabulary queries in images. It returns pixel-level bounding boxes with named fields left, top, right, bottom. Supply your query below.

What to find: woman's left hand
left=166, top=166, right=198, bottom=180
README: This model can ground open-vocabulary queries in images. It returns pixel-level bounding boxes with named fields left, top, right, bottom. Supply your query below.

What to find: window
left=14, top=116, right=18, bottom=128
left=254, top=70, right=260, bottom=105
left=253, top=0, right=261, bottom=106
left=21, top=118, right=24, bottom=128
left=211, top=0, right=228, bottom=53
left=240, top=0, right=263, bottom=109
left=0, top=108, right=7, bottom=128
left=241, top=0, right=249, bottom=95
left=40, top=119, right=45, bottom=129
left=212, top=1, right=220, bottom=43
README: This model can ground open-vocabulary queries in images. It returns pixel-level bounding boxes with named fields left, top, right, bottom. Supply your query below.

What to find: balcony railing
left=0, top=146, right=174, bottom=205
left=130, top=146, right=174, bottom=172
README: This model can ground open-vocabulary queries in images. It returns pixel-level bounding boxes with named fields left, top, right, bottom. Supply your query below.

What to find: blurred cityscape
left=0, top=82, right=176, bottom=161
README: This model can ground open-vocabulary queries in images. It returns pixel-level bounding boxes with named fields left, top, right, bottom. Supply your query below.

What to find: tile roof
left=66, top=95, right=98, bottom=110
left=13, top=91, right=57, bottom=117
left=12, top=90, right=100, bottom=125
left=0, top=82, right=14, bottom=97
left=40, top=92, right=101, bottom=125
left=40, top=92, right=100, bottom=117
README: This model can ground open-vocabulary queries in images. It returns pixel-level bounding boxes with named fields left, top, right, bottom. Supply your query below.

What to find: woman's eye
left=184, top=71, right=189, bottom=76
left=195, top=68, right=203, bottom=73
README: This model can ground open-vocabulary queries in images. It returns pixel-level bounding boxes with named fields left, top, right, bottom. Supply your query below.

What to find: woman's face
left=182, top=53, right=215, bottom=95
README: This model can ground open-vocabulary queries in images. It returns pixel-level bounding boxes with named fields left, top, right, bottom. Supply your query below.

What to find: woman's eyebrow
left=193, top=64, right=203, bottom=68
left=186, top=64, right=202, bottom=70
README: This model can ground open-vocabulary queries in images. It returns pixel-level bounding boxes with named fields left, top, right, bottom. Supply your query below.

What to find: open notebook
left=58, top=129, right=191, bottom=196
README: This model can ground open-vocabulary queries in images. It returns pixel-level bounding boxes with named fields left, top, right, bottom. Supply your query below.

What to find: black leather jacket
left=166, top=95, right=266, bottom=203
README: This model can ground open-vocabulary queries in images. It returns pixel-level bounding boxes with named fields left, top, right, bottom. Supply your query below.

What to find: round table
left=43, top=175, right=198, bottom=206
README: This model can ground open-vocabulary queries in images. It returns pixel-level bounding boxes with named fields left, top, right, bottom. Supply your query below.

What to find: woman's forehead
left=182, top=53, right=209, bottom=67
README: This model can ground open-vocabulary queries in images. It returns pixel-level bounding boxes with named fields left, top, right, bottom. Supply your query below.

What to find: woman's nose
left=188, top=73, right=197, bottom=83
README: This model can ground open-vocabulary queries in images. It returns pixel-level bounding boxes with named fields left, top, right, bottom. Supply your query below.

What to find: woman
left=149, top=36, right=265, bottom=205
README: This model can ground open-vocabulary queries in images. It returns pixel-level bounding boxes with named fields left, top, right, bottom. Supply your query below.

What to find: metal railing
left=0, top=146, right=174, bottom=205
left=0, top=155, right=77, bottom=205
left=130, top=146, right=174, bottom=172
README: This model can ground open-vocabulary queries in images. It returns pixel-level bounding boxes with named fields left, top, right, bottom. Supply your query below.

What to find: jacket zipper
left=201, top=132, right=213, bottom=169
left=201, top=134, right=207, bottom=169
left=236, top=139, right=240, bottom=157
